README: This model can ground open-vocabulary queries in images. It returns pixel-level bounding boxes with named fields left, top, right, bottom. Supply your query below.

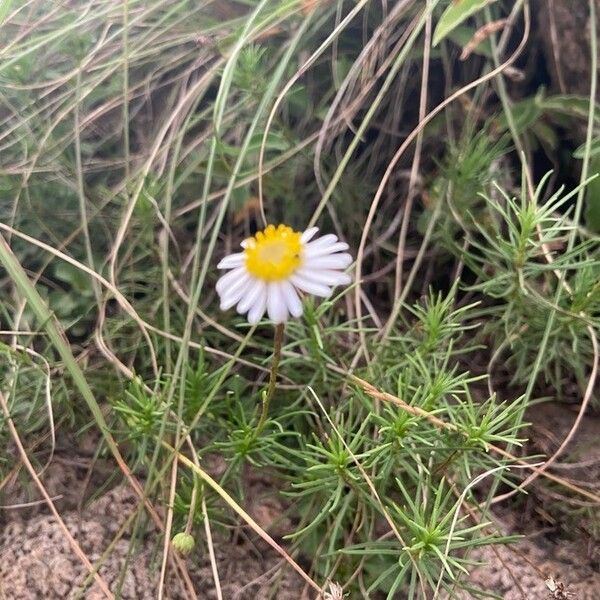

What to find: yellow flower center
left=244, top=224, right=303, bottom=281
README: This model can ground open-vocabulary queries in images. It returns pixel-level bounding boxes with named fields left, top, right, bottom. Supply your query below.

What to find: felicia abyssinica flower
left=216, top=224, right=352, bottom=324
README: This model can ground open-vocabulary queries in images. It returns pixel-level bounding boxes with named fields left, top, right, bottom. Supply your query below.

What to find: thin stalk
left=255, top=323, right=285, bottom=436
left=74, top=69, right=101, bottom=307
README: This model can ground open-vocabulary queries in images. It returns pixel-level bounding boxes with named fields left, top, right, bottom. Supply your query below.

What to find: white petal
left=303, top=234, right=338, bottom=251
left=280, top=279, right=303, bottom=318
left=290, top=273, right=332, bottom=297
left=217, top=253, right=245, bottom=269
left=216, top=266, right=246, bottom=296
left=303, top=253, right=352, bottom=270
left=294, top=268, right=351, bottom=287
left=303, top=241, right=349, bottom=259
left=300, top=227, right=319, bottom=243
left=237, top=278, right=265, bottom=314
left=267, top=282, right=288, bottom=324
left=248, top=285, right=267, bottom=324
left=220, top=273, right=252, bottom=309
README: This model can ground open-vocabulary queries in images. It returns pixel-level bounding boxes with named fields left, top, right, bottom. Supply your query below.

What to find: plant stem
left=255, top=323, right=285, bottom=436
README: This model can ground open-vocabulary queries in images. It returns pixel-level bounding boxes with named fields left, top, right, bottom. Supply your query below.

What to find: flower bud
left=171, top=532, right=195, bottom=555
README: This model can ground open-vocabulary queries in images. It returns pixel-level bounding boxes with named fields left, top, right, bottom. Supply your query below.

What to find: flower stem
left=255, top=323, right=284, bottom=436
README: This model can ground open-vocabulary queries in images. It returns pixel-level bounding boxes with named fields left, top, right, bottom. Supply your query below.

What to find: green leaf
left=494, top=93, right=543, bottom=134
left=531, top=121, right=558, bottom=151
left=446, top=25, right=493, bottom=57
left=494, top=91, right=600, bottom=138
left=433, top=0, right=498, bottom=47
left=0, top=0, right=12, bottom=25
left=573, top=136, right=600, bottom=159
left=584, top=156, right=600, bottom=231
left=539, top=95, right=600, bottom=126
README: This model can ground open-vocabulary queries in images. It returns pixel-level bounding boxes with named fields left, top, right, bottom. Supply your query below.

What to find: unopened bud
left=171, top=532, right=195, bottom=555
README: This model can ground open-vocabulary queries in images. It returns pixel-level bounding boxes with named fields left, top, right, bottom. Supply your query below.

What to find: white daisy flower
left=216, top=224, right=352, bottom=325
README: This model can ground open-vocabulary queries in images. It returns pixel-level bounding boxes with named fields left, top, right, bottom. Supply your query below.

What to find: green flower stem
left=255, top=322, right=285, bottom=436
